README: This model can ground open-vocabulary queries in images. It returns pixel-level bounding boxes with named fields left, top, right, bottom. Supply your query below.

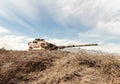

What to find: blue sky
left=0, top=0, right=120, bottom=54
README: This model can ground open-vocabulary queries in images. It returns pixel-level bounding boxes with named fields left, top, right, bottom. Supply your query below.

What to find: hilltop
left=0, top=49, right=120, bottom=84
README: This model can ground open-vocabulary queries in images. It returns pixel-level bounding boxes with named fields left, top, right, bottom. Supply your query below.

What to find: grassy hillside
left=0, top=49, right=120, bottom=84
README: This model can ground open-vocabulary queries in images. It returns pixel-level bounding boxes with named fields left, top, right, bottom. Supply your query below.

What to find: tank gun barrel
left=58, top=43, right=98, bottom=49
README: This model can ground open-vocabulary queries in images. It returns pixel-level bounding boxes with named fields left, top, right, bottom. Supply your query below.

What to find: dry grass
left=0, top=49, right=120, bottom=84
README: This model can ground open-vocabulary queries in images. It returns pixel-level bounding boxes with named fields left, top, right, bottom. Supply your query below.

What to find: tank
left=28, top=38, right=98, bottom=50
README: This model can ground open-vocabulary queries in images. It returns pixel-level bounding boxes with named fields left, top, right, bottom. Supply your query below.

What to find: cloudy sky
left=0, top=0, right=120, bottom=54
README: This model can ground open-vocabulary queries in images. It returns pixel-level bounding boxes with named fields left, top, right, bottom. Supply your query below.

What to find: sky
left=0, top=0, right=120, bottom=54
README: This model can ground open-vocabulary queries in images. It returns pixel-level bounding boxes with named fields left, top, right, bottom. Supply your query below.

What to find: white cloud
left=96, top=21, right=120, bottom=35
left=42, top=0, right=120, bottom=35
left=10, top=0, right=38, bottom=19
left=0, top=0, right=38, bottom=19
left=0, top=26, right=33, bottom=50
left=0, top=0, right=37, bottom=33
left=0, top=35, right=29, bottom=50
left=0, top=26, right=11, bottom=34
left=40, top=1, right=115, bottom=22
left=78, top=21, right=120, bottom=42
left=1, top=0, right=119, bottom=35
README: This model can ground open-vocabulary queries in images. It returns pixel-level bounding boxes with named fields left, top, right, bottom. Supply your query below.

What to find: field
left=0, top=49, right=120, bottom=84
